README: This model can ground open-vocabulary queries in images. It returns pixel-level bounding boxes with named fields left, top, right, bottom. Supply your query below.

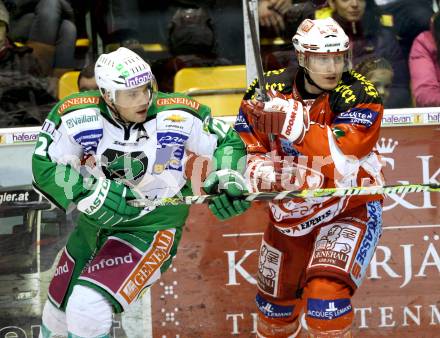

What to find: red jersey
left=236, top=66, right=384, bottom=237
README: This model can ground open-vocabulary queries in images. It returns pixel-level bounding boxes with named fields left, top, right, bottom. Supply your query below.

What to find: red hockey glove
left=245, top=155, right=296, bottom=192
left=244, top=90, right=309, bottom=143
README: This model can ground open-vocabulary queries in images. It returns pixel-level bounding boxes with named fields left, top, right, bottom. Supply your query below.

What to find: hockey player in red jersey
left=236, top=17, right=384, bottom=337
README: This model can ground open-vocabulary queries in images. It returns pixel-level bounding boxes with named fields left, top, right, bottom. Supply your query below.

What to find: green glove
left=76, top=178, right=142, bottom=226
left=202, top=169, right=251, bottom=221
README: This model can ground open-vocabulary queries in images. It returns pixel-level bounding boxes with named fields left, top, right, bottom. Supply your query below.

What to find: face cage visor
left=298, top=50, right=352, bottom=75
left=113, top=80, right=157, bottom=109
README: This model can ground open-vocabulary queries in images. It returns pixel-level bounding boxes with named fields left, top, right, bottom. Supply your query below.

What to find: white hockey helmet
left=292, top=18, right=352, bottom=72
left=95, top=47, right=157, bottom=107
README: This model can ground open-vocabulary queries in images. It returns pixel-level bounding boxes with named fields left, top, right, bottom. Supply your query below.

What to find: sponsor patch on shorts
left=256, top=294, right=294, bottom=318
left=257, top=240, right=282, bottom=297
left=48, top=247, right=75, bottom=307
left=79, top=237, right=143, bottom=309
left=307, top=298, right=352, bottom=320
left=308, top=223, right=361, bottom=272
left=351, top=201, right=383, bottom=287
left=79, top=230, right=176, bottom=309
left=119, top=230, right=175, bottom=305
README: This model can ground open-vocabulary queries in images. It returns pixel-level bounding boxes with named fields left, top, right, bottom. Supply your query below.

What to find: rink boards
left=0, top=108, right=438, bottom=337
left=153, top=109, right=440, bottom=338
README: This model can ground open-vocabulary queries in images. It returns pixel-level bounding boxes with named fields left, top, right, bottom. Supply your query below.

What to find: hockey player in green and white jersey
left=32, top=47, right=250, bottom=338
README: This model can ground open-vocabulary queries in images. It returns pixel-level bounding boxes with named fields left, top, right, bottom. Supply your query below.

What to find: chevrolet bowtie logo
left=164, top=114, right=186, bottom=122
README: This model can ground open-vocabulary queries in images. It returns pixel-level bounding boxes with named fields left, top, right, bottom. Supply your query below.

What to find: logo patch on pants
left=257, top=240, right=282, bottom=297
left=48, top=247, right=75, bottom=307
left=79, top=230, right=175, bottom=309
left=119, top=230, right=175, bottom=304
left=256, top=294, right=294, bottom=318
left=308, top=223, right=361, bottom=272
left=307, top=298, right=352, bottom=320
left=351, top=201, right=383, bottom=287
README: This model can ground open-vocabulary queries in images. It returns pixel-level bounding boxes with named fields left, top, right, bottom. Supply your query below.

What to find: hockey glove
left=244, top=90, right=309, bottom=143
left=202, top=169, right=251, bottom=221
left=76, top=178, right=142, bottom=227
left=245, top=155, right=296, bottom=192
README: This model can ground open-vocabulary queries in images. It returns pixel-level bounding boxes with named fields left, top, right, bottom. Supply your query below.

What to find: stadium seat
left=75, top=39, right=90, bottom=48
left=173, top=65, right=246, bottom=116
left=58, top=71, right=80, bottom=99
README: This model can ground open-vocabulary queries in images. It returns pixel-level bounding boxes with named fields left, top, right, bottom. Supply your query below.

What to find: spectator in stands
left=259, top=0, right=316, bottom=40
left=0, top=0, right=56, bottom=127
left=355, top=57, right=394, bottom=106
left=259, top=0, right=291, bottom=36
left=375, top=0, right=434, bottom=59
left=260, top=0, right=318, bottom=70
left=92, top=1, right=170, bottom=49
left=77, top=62, right=97, bottom=92
left=152, top=7, right=231, bottom=92
left=328, top=0, right=410, bottom=108
left=409, top=12, right=440, bottom=107
left=7, top=0, right=76, bottom=77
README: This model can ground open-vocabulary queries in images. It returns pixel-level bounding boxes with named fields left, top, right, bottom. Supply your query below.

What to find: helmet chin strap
left=102, top=90, right=130, bottom=126
left=108, top=100, right=131, bottom=126
left=303, top=67, right=328, bottom=93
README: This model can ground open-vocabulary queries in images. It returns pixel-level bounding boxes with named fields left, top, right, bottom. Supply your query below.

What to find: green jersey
left=32, top=90, right=246, bottom=231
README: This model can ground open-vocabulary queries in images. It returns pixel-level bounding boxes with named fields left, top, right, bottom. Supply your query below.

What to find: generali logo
left=119, top=230, right=175, bottom=304
left=57, top=96, right=100, bottom=115
left=156, top=97, right=200, bottom=110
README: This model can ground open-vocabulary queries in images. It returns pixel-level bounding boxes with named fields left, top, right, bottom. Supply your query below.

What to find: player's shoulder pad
left=329, top=70, right=382, bottom=113
left=154, top=92, right=207, bottom=137
left=54, top=90, right=103, bottom=116
left=243, top=66, right=296, bottom=100
left=59, top=106, right=103, bottom=140
left=153, top=91, right=210, bottom=121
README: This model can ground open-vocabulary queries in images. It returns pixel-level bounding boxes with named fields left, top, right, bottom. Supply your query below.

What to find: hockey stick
left=245, top=0, right=269, bottom=102
left=128, top=183, right=440, bottom=208
left=245, top=0, right=279, bottom=151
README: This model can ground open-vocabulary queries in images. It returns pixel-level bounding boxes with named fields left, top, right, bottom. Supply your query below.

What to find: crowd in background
left=1, top=0, right=440, bottom=127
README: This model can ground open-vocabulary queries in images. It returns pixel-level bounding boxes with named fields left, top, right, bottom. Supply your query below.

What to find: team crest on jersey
left=102, top=149, right=149, bottom=184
